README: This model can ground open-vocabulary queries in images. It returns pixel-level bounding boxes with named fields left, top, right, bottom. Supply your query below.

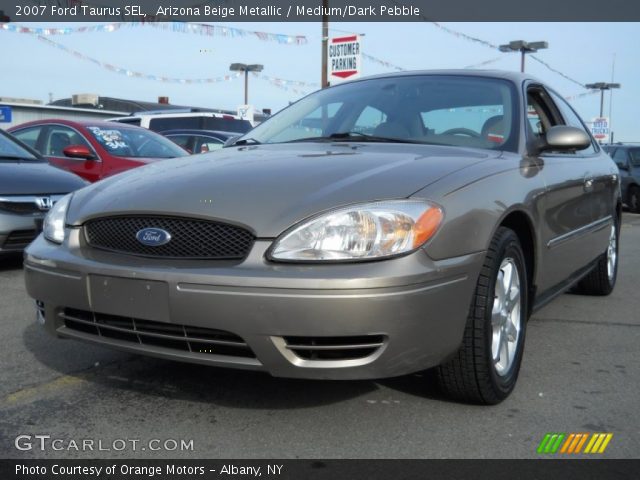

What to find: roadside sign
left=237, top=104, right=255, bottom=124
left=590, top=117, right=610, bottom=143
left=0, top=106, right=12, bottom=123
left=327, top=35, right=362, bottom=85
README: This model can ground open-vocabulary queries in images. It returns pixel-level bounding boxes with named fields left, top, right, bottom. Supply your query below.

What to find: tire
left=628, top=186, right=640, bottom=214
left=575, top=218, right=619, bottom=296
left=437, top=227, right=528, bottom=405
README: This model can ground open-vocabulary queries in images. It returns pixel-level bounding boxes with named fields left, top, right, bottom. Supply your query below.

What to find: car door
left=527, top=85, right=605, bottom=292
left=548, top=91, right=618, bottom=229
left=41, top=125, right=102, bottom=182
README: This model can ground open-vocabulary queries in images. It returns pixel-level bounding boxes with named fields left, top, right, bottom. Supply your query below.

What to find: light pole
left=229, top=63, right=264, bottom=105
left=585, top=82, right=621, bottom=117
left=499, top=40, right=548, bottom=72
left=321, top=0, right=329, bottom=88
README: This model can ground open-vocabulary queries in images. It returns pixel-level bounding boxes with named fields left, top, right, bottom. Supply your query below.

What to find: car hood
left=67, top=143, right=499, bottom=237
left=0, top=161, right=87, bottom=195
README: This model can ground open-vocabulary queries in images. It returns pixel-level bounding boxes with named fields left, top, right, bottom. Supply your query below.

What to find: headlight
left=269, top=200, right=443, bottom=262
left=43, top=193, right=72, bottom=244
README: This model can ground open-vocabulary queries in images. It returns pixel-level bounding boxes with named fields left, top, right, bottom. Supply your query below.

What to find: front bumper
left=0, top=211, right=44, bottom=253
left=24, top=230, right=485, bottom=380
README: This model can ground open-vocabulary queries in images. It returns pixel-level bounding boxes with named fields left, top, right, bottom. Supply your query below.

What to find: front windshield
left=0, top=130, right=40, bottom=161
left=86, top=125, right=188, bottom=158
left=240, top=75, right=518, bottom=152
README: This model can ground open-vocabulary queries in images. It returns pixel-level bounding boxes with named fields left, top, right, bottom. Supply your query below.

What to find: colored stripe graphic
left=538, top=433, right=612, bottom=454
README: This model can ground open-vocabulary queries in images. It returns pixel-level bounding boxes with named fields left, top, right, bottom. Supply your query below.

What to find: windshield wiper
left=286, top=132, right=426, bottom=144
left=0, top=155, right=37, bottom=161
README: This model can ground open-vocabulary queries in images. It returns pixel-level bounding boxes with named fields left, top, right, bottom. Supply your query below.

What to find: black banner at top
left=1, top=0, right=639, bottom=22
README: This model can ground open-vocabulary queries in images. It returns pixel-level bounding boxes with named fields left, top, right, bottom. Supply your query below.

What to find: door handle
left=583, top=178, right=594, bottom=192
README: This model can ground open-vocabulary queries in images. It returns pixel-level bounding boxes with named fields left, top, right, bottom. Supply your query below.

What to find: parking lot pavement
left=1, top=214, right=638, bottom=459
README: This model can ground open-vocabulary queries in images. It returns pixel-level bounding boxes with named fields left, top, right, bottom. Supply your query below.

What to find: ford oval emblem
left=136, top=228, right=172, bottom=247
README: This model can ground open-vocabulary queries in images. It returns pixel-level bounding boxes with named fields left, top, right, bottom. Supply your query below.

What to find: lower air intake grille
left=2, top=230, right=38, bottom=250
left=61, top=308, right=255, bottom=358
left=84, top=216, right=255, bottom=259
left=282, top=335, right=386, bottom=361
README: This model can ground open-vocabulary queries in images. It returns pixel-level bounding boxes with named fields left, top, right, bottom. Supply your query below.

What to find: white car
left=109, top=111, right=254, bottom=134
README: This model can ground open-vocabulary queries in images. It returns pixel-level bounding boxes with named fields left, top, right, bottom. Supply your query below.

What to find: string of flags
left=426, top=22, right=587, bottom=89
left=529, top=55, right=585, bottom=88
left=429, top=22, right=499, bottom=49
left=3, top=14, right=594, bottom=100
left=36, top=35, right=242, bottom=84
left=564, top=90, right=599, bottom=101
left=463, top=57, right=502, bottom=69
left=144, top=22, right=307, bottom=45
left=252, top=74, right=311, bottom=97
left=362, top=53, right=405, bottom=71
left=0, top=21, right=308, bottom=45
left=251, top=73, right=319, bottom=89
left=0, top=23, right=121, bottom=35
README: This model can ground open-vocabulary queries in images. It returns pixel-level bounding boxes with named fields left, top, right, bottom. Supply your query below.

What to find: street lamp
left=229, top=63, right=264, bottom=105
left=499, top=40, right=548, bottom=72
left=585, top=82, right=621, bottom=117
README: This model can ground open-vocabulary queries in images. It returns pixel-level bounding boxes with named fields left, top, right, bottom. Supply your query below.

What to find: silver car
left=24, top=71, right=620, bottom=404
left=1, top=129, right=87, bottom=255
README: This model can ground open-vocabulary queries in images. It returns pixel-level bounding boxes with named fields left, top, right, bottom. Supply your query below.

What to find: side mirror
left=63, top=145, right=96, bottom=160
left=528, top=126, right=591, bottom=156
left=616, top=162, right=629, bottom=172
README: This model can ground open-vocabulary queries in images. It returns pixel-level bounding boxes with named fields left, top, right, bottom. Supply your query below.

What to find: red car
left=8, top=119, right=189, bottom=182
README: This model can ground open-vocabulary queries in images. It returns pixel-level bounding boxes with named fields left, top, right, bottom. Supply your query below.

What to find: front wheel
left=437, top=227, right=528, bottom=404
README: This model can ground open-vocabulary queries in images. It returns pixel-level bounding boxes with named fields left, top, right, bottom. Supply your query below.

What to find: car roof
left=9, top=118, right=146, bottom=131
left=160, top=129, right=240, bottom=137
left=341, top=69, right=542, bottom=86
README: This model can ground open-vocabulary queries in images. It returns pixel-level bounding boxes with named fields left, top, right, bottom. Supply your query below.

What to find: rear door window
left=548, top=91, right=596, bottom=154
left=11, top=126, right=43, bottom=149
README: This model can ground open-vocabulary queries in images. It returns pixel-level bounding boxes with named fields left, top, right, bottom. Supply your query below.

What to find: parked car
left=24, top=71, right=620, bottom=404
left=602, top=143, right=640, bottom=212
left=160, top=129, right=241, bottom=154
left=1, top=129, right=87, bottom=255
left=8, top=120, right=188, bottom=182
left=110, top=111, right=253, bottom=133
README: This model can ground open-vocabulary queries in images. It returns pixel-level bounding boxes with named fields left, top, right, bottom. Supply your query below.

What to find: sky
left=1, top=22, right=638, bottom=141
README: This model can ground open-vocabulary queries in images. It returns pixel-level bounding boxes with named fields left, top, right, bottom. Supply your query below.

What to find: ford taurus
left=24, top=71, right=621, bottom=404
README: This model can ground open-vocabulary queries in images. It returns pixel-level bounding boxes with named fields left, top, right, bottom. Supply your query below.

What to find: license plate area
left=88, top=275, right=170, bottom=322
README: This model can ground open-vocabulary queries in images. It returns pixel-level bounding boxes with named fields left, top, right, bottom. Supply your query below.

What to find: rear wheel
left=575, top=220, right=618, bottom=296
left=628, top=186, right=640, bottom=213
left=437, top=227, right=528, bottom=404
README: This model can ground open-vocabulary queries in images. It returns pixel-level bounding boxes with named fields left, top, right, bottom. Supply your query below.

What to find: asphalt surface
left=1, top=214, right=639, bottom=459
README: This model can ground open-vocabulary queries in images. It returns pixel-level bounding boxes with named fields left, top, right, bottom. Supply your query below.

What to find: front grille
left=282, top=335, right=386, bottom=361
left=2, top=230, right=38, bottom=250
left=61, top=308, right=255, bottom=358
left=0, top=200, right=41, bottom=215
left=84, top=216, right=254, bottom=259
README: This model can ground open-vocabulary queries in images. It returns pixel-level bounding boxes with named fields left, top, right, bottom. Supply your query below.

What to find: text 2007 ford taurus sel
left=24, top=71, right=620, bottom=404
